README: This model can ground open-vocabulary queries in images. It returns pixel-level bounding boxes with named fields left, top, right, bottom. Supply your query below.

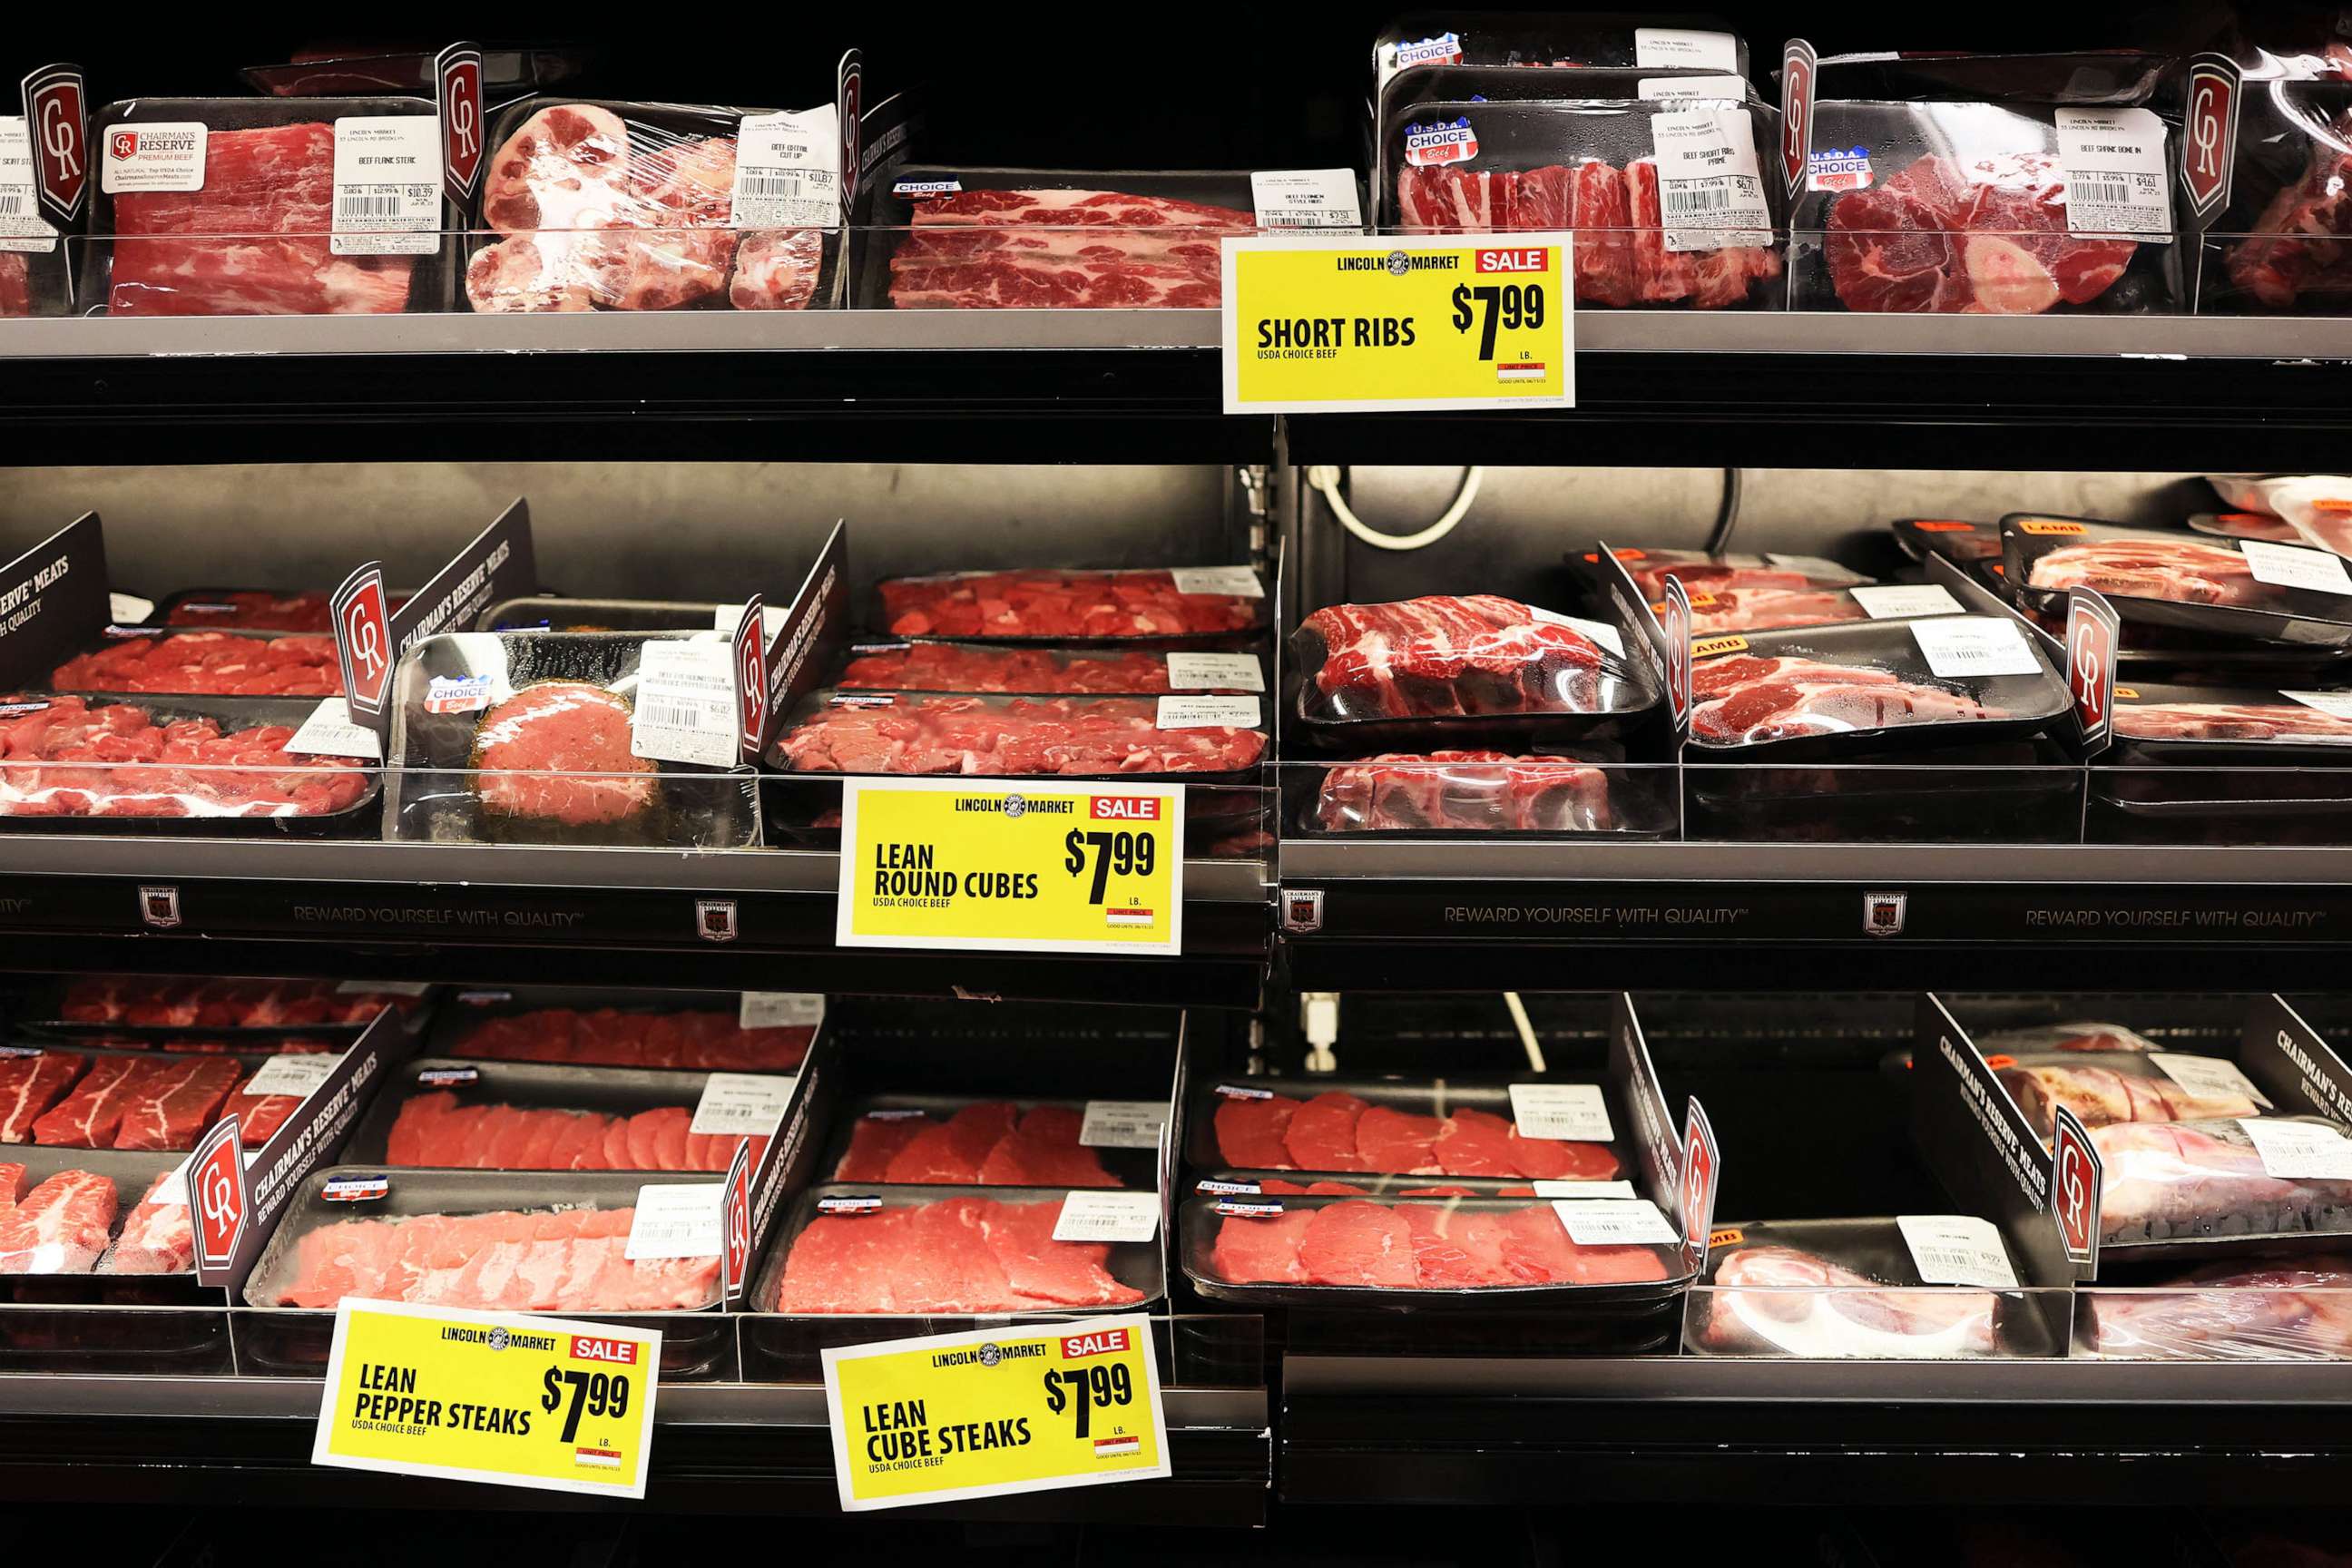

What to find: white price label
left=331, top=116, right=441, bottom=256
left=1154, top=695, right=1259, bottom=730
left=624, top=1182, right=726, bottom=1260
left=1634, top=27, right=1740, bottom=72
left=740, top=991, right=825, bottom=1030
left=2240, top=1118, right=2352, bottom=1181
left=1079, top=1100, right=1167, bottom=1150
left=108, top=592, right=155, bottom=623
left=1650, top=107, right=1771, bottom=252
left=732, top=107, right=841, bottom=229
left=690, top=1073, right=796, bottom=1137
left=152, top=1156, right=193, bottom=1209
left=2242, top=539, right=2352, bottom=596
left=1909, top=616, right=2042, bottom=679
left=712, top=602, right=789, bottom=641
left=2150, top=1053, right=2273, bottom=1109
left=1636, top=75, right=1751, bottom=102
left=240, top=1052, right=344, bottom=1100
left=1531, top=1179, right=1637, bottom=1200
left=630, top=640, right=739, bottom=767
left=1162, top=652, right=1265, bottom=692
left=1508, top=1083, right=1614, bottom=1142
left=2054, top=107, right=2173, bottom=241
left=0, top=118, right=56, bottom=252
left=1527, top=606, right=1627, bottom=657
left=1896, top=1214, right=2019, bottom=1288
left=1848, top=584, right=1963, bottom=621
left=286, top=697, right=386, bottom=760
left=1551, top=1198, right=1679, bottom=1247
left=2284, top=689, right=2352, bottom=720
left=1051, top=1189, right=1161, bottom=1244
left=100, top=121, right=208, bottom=194
left=1250, top=169, right=1363, bottom=230
left=1168, top=566, right=1264, bottom=599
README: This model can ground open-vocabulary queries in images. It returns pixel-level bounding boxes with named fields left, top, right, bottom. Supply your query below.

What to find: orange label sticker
left=1912, top=520, right=1975, bottom=532
left=1691, top=634, right=1749, bottom=660
left=2113, top=686, right=2140, bottom=700
left=1984, top=1054, right=2016, bottom=1070
left=1708, top=1226, right=1744, bottom=1250
left=2020, top=520, right=2087, bottom=536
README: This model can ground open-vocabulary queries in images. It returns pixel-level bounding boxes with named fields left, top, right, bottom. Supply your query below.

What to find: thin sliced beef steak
left=1212, top=1094, right=1297, bottom=1170
left=883, top=1103, right=1022, bottom=1184
left=1300, top=595, right=1611, bottom=720
left=878, top=569, right=1260, bottom=640
left=451, top=1005, right=810, bottom=1072
left=1311, top=750, right=1613, bottom=834
left=473, top=682, right=657, bottom=828
left=111, top=1057, right=242, bottom=1152
left=1299, top=1200, right=1418, bottom=1287
left=51, top=633, right=342, bottom=697
left=779, top=695, right=1263, bottom=775
left=276, top=1206, right=717, bottom=1311
left=0, top=696, right=367, bottom=819
left=1285, top=1093, right=1373, bottom=1171
left=1210, top=1198, right=1670, bottom=1289
left=889, top=188, right=1255, bottom=309
left=0, top=1169, right=121, bottom=1274
left=777, top=1197, right=1144, bottom=1312
left=98, top=1173, right=197, bottom=1275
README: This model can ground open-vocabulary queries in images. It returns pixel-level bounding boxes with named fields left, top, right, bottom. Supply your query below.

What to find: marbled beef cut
left=472, top=682, right=656, bottom=827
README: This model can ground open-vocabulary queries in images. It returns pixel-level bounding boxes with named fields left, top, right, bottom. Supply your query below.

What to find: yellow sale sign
left=1221, top=231, right=1575, bottom=413
left=312, top=1299, right=661, bottom=1498
left=824, top=1315, right=1170, bottom=1511
left=835, top=777, right=1184, bottom=956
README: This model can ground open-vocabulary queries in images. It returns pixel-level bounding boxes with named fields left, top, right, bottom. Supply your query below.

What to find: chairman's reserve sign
left=1221, top=231, right=1575, bottom=413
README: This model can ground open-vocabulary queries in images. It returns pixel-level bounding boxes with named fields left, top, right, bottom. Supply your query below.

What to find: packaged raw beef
left=466, top=98, right=837, bottom=313
left=770, top=691, right=1266, bottom=777
left=0, top=1147, right=197, bottom=1278
left=1993, top=1050, right=2268, bottom=1140
left=1671, top=582, right=1971, bottom=636
left=43, top=975, right=421, bottom=1030
left=2203, top=64, right=2352, bottom=313
left=1383, top=96, right=1785, bottom=309
left=1892, top=518, right=2004, bottom=566
left=48, top=629, right=343, bottom=697
left=88, top=97, right=455, bottom=317
left=1683, top=617, right=2070, bottom=758
left=1302, top=750, right=1673, bottom=837
left=2107, top=682, right=2352, bottom=761
left=1792, top=54, right=2183, bottom=315
left=823, top=1099, right=1143, bottom=1189
left=1376, top=14, right=1751, bottom=99
left=763, top=1185, right=1161, bottom=1315
left=152, top=588, right=411, bottom=635
left=1690, top=1218, right=2045, bottom=1358
left=837, top=642, right=1260, bottom=696
left=438, top=990, right=816, bottom=1073
left=476, top=596, right=734, bottom=633
left=868, top=169, right=1259, bottom=310
left=1188, top=1076, right=1623, bottom=1183
left=1972, top=1020, right=2161, bottom=1055
left=1581, top=547, right=1871, bottom=600
left=2083, top=1255, right=2352, bottom=1358
left=2004, top=514, right=2352, bottom=648
left=2096, top=1115, right=2352, bottom=1252
left=346, top=1059, right=782, bottom=1174
left=1195, top=1171, right=1578, bottom=1200
left=384, top=631, right=762, bottom=849
left=874, top=567, right=1268, bottom=643
left=0, top=1043, right=309, bottom=1153
left=0, top=693, right=375, bottom=832
left=1292, top=593, right=1657, bottom=745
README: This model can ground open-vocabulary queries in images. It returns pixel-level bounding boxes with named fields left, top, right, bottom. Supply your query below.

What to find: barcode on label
left=1664, top=185, right=1733, bottom=214
left=740, top=173, right=820, bottom=198
left=2071, top=178, right=2139, bottom=208
left=639, top=699, right=719, bottom=731
left=335, top=191, right=422, bottom=219
left=0, top=195, right=22, bottom=216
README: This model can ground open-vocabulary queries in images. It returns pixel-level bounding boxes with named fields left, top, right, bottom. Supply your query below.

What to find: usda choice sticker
left=1403, top=118, right=1479, bottom=168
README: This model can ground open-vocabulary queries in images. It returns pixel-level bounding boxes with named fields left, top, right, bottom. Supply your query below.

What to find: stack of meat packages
left=1793, top=54, right=2180, bottom=315
left=466, top=100, right=827, bottom=313
left=2207, top=29, right=2352, bottom=313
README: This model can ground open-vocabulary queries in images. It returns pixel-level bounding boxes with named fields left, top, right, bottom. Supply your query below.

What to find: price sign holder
left=313, top=1298, right=661, bottom=1498
left=836, top=778, right=1184, bottom=956
left=1220, top=231, right=1574, bottom=414
left=822, top=1314, right=1169, bottom=1512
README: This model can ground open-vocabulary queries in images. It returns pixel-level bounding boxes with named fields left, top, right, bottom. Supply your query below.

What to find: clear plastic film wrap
left=1595, top=548, right=1873, bottom=600
left=1690, top=1218, right=2043, bottom=1358
left=1972, top=1020, right=2163, bottom=1054
left=2084, top=1257, right=2352, bottom=1358
left=1993, top=1050, right=2268, bottom=1140
left=2202, top=52, right=2352, bottom=313
left=1307, top=750, right=1661, bottom=836
left=2004, top=514, right=2352, bottom=647
left=48, top=629, right=343, bottom=698
left=837, top=642, right=1259, bottom=695
left=467, top=98, right=832, bottom=313
left=2096, top=1114, right=2352, bottom=1250
left=873, top=567, right=1268, bottom=643
left=1192, top=1076, right=1623, bottom=1182
left=770, top=691, right=1266, bottom=778
left=0, top=693, right=372, bottom=828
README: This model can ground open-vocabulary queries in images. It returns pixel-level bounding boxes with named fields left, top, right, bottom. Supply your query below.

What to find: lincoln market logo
left=24, top=66, right=89, bottom=219
left=487, top=1328, right=511, bottom=1352
left=1863, top=890, right=1906, bottom=937
left=1384, top=250, right=1412, bottom=276
left=977, top=1342, right=1003, bottom=1367
left=1002, top=792, right=1027, bottom=818
left=2183, top=58, right=2239, bottom=220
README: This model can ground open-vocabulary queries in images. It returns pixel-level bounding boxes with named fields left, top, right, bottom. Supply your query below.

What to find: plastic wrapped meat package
left=1971, top=1020, right=2163, bottom=1055
left=1383, top=97, right=1784, bottom=309
left=2004, top=514, right=2352, bottom=648
left=0, top=694, right=374, bottom=831
left=0, top=1043, right=318, bottom=1153
left=2084, top=1256, right=2352, bottom=1358
left=2199, top=474, right=2352, bottom=558
left=385, top=632, right=761, bottom=848
left=1992, top=1050, right=2268, bottom=1140
left=771, top=692, right=1265, bottom=778
left=150, top=587, right=411, bottom=635
left=2092, top=681, right=2352, bottom=847
left=2094, top=1115, right=2352, bottom=1252
left=1375, top=13, right=1751, bottom=95
left=467, top=99, right=833, bottom=312
left=873, top=169, right=1259, bottom=309
left=90, top=96, right=453, bottom=317
left=824, top=1099, right=1147, bottom=1189
left=0, top=1150, right=199, bottom=1279
left=49, top=630, right=343, bottom=697
left=1304, top=750, right=1671, bottom=838
left=765, top=1185, right=1161, bottom=1316
left=1193, top=1078, right=1623, bottom=1183
left=1589, top=548, right=1873, bottom=602
left=346, top=1059, right=779, bottom=1174
left=1690, top=1219, right=2044, bottom=1357
left=874, top=567, right=1267, bottom=643
left=443, top=996, right=813, bottom=1073
left=46, top=975, right=421, bottom=1030
left=838, top=642, right=1259, bottom=696
left=1792, top=55, right=2182, bottom=315
left=2203, top=65, right=2352, bottom=312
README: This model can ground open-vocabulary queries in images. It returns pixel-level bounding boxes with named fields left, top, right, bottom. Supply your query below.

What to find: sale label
left=1221, top=232, right=1574, bottom=413
left=836, top=779, right=1184, bottom=956
left=823, top=1315, right=1168, bottom=1511
left=312, top=1298, right=661, bottom=1498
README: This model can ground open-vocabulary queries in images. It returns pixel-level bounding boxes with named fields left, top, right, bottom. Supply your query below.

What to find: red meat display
left=1396, top=160, right=1780, bottom=309
left=57, top=975, right=414, bottom=1028
left=163, top=590, right=408, bottom=633
left=0, top=1055, right=86, bottom=1143
left=2228, top=112, right=2352, bottom=309
left=832, top=1103, right=1121, bottom=1188
left=2089, top=1257, right=2352, bottom=1358
left=96, top=1172, right=196, bottom=1275
left=779, top=1196, right=1147, bottom=1311
left=1683, top=588, right=1870, bottom=634
left=1298, top=596, right=1612, bottom=720
left=1699, top=1244, right=2001, bottom=1356
left=1690, top=655, right=2004, bottom=746
left=1211, top=1090, right=1617, bottom=1181
left=2024, top=539, right=2261, bottom=605
left=272, top=1205, right=720, bottom=1310
left=2114, top=701, right=2352, bottom=744
left=878, top=569, right=1260, bottom=640
left=451, top=1007, right=812, bottom=1072
left=24, top=1055, right=241, bottom=1150
left=383, top=1092, right=767, bottom=1172
left=778, top=695, right=1264, bottom=775
left=838, top=644, right=1207, bottom=695
left=0, top=697, right=368, bottom=818
left=1311, top=751, right=1612, bottom=833
left=472, top=683, right=657, bottom=827
left=0, top=1165, right=122, bottom=1275
left=106, top=122, right=416, bottom=317
left=1209, top=1198, right=1669, bottom=1289
left=49, top=633, right=343, bottom=697
left=1825, top=152, right=2135, bottom=314
left=2094, top=1118, right=2352, bottom=1244
left=888, top=188, right=1255, bottom=309
left=1996, top=1059, right=2261, bottom=1140
left=0, top=255, right=30, bottom=317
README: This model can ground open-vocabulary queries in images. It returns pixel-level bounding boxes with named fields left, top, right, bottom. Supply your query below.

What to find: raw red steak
left=111, top=1056, right=242, bottom=1152
left=0, top=1167, right=120, bottom=1273
left=1689, top=654, right=2004, bottom=746
left=1211, top=1198, right=1669, bottom=1290
left=453, top=1006, right=811, bottom=1072
left=1825, top=152, right=2135, bottom=314
left=384, top=1091, right=762, bottom=1171
left=1300, top=1200, right=1417, bottom=1287
left=58, top=975, right=416, bottom=1027
left=2227, top=111, right=2352, bottom=309
left=889, top=188, right=1254, bottom=309
left=1209, top=1207, right=1317, bottom=1285
left=163, top=590, right=407, bottom=633
left=0, top=696, right=368, bottom=818
left=30, top=1057, right=151, bottom=1146
left=1285, top=1093, right=1372, bottom=1171
left=777, top=1196, right=1144, bottom=1312
left=1683, top=588, right=1870, bottom=634
left=1211, top=1089, right=1622, bottom=1182
left=51, top=633, right=342, bottom=697
left=2024, top=539, right=2262, bottom=607
left=879, top=570, right=1260, bottom=640
left=474, top=682, right=657, bottom=827
left=884, top=1103, right=1021, bottom=1183
left=1211, top=1094, right=1296, bottom=1170
left=0, top=1054, right=85, bottom=1142
left=275, top=1205, right=718, bottom=1311
left=1311, top=751, right=1613, bottom=834
left=0, top=254, right=30, bottom=317
left=108, top=122, right=415, bottom=317
left=97, top=1172, right=196, bottom=1275
left=1300, top=596, right=1610, bottom=720
left=838, top=644, right=1210, bottom=695
left=2115, top=701, right=2352, bottom=745
left=779, top=695, right=1263, bottom=776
